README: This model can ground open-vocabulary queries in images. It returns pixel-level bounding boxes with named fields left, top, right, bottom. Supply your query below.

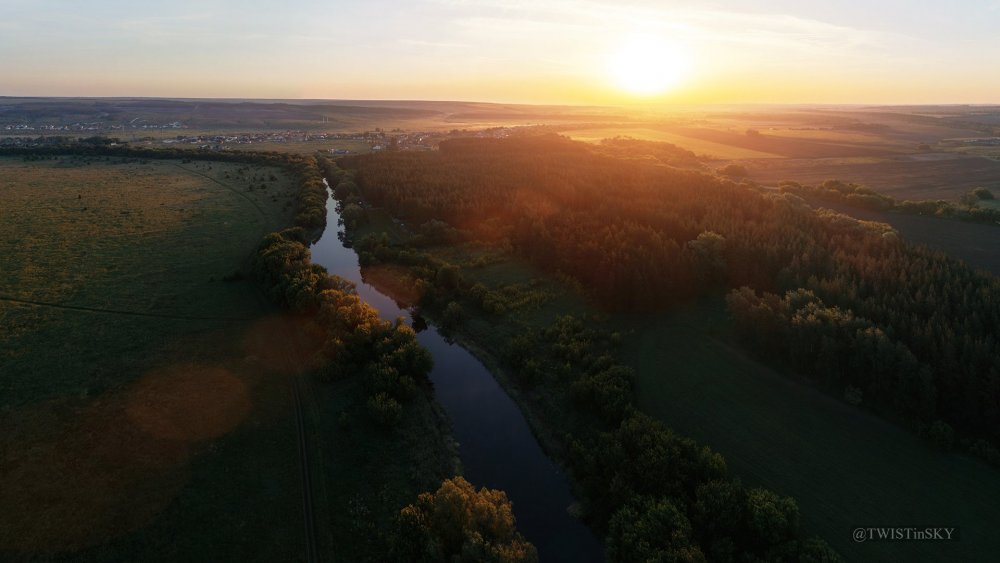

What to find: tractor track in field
left=282, top=318, right=320, bottom=563
left=0, top=295, right=251, bottom=321
left=170, top=162, right=270, bottom=222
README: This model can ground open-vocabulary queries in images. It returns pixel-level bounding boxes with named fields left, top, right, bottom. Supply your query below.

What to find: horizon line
left=2, top=95, right=1000, bottom=109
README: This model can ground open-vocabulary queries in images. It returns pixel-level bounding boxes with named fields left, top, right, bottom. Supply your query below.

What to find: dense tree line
left=341, top=134, right=793, bottom=309
left=779, top=179, right=1000, bottom=224
left=341, top=135, right=1000, bottom=459
left=591, top=136, right=703, bottom=167
left=1, top=137, right=304, bottom=165
left=726, top=288, right=938, bottom=426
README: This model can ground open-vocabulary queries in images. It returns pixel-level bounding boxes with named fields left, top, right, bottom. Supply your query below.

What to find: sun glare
left=609, top=35, right=689, bottom=96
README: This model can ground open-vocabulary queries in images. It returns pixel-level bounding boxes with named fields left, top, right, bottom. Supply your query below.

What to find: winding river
left=310, top=183, right=603, bottom=562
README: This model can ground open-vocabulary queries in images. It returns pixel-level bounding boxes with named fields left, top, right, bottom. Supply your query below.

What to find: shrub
left=972, top=187, right=995, bottom=200
left=391, top=477, right=538, bottom=563
left=367, top=392, right=403, bottom=427
left=718, top=164, right=748, bottom=178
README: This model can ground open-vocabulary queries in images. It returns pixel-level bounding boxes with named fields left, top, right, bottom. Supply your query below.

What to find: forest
left=341, top=134, right=1000, bottom=465
left=336, top=142, right=846, bottom=561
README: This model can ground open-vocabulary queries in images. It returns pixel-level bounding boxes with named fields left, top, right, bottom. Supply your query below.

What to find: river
left=309, top=183, right=604, bottom=562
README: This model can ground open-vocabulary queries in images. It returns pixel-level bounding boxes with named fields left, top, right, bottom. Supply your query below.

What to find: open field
left=665, top=126, right=902, bottom=159
left=623, top=298, right=1000, bottom=563
left=949, top=145, right=1000, bottom=160
left=560, top=106, right=995, bottom=159
left=746, top=154, right=1000, bottom=201
left=0, top=155, right=460, bottom=561
left=0, top=156, right=298, bottom=402
left=561, top=126, right=781, bottom=158
left=0, top=156, right=318, bottom=560
left=563, top=124, right=916, bottom=159
left=0, top=155, right=371, bottom=563
left=14, top=321, right=310, bottom=562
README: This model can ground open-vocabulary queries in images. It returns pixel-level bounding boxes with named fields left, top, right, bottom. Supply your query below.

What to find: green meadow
left=0, top=156, right=304, bottom=561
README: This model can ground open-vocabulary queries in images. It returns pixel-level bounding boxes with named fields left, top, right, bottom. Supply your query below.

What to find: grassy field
left=0, top=156, right=309, bottom=561
left=623, top=298, right=1000, bottom=563
left=563, top=124, right=907, bottom=160
left=0, top=156, right=297, bottom=404
left=746, top=154, right=1000, bottom=200
left=665, top=126, right=901, bottom=159
left=949, top=145, right=1000, bottom=160
left=558, top=108, right=967, bottom=161
left=561, top=126, right=782, bottom=159
left=0, top=155, right=459, bottom=561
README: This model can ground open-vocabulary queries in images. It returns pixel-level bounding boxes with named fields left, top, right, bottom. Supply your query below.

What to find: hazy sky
left=2, top=0, right=998, bottom=104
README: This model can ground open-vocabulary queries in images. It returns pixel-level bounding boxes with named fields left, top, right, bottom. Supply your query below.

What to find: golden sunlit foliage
left=392, top=476, right=538, bottom=563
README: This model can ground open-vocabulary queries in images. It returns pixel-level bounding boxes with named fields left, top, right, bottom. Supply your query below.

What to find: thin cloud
left=398, top=39, right=471, bottom=50
left=432, top=0, right=896, bottom=53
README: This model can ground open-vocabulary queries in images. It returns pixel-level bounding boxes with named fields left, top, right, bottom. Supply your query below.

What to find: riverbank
left=413, top=307, right=580, bottom=496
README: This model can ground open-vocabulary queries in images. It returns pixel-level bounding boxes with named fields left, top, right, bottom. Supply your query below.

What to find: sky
left=1, top=0, right=998, bottom=104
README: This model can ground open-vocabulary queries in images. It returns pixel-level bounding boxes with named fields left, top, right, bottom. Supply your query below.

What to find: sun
left=609, top=35, right=689, bottom=96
